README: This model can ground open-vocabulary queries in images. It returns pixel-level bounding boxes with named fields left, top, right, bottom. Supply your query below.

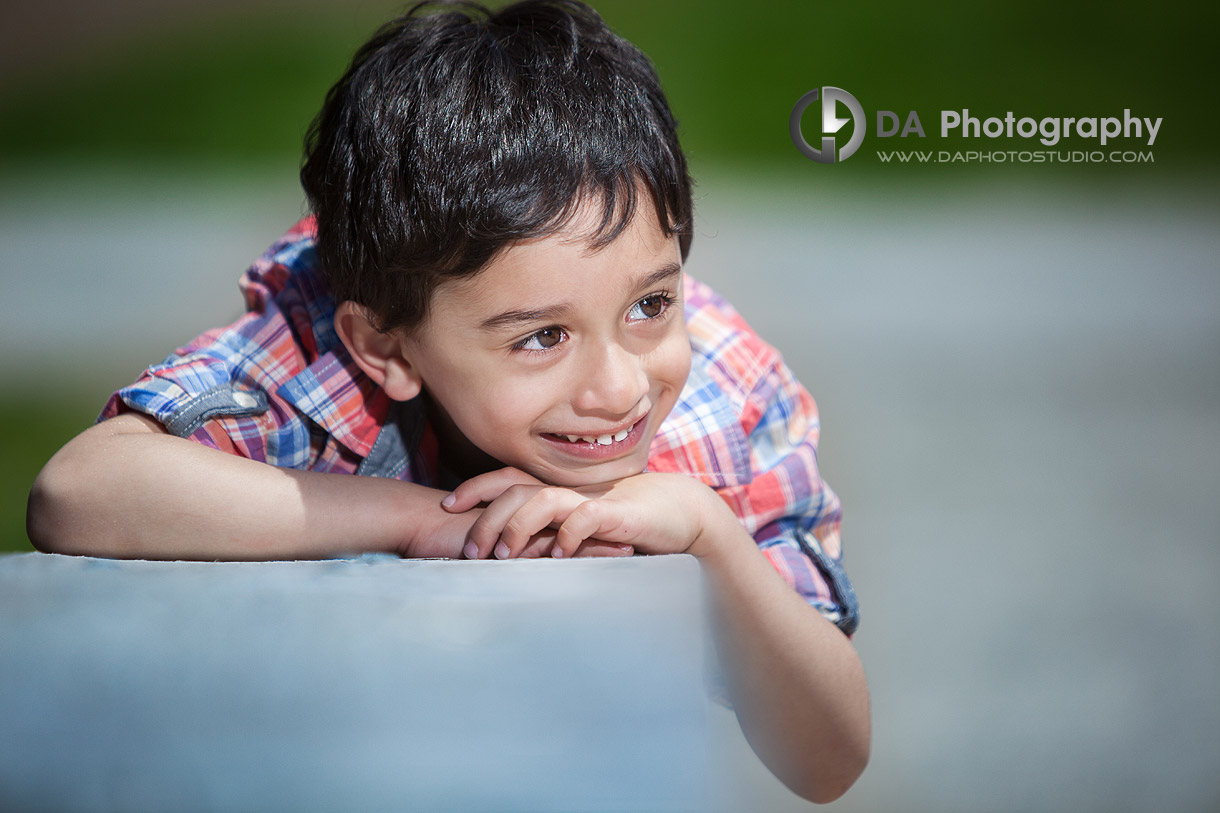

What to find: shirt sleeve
left=718, top=355, right=860, bottom=637
left=96, top=218, right=354, bottom=471
left=98, top=316, right=319, bottom=470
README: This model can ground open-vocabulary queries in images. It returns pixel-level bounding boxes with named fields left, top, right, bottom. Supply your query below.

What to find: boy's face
left=401, top=200, right=691, bottom=487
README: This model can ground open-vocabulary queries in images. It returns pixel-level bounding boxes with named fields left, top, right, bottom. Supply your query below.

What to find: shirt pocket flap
left=163, top=383, right=269, bottom=438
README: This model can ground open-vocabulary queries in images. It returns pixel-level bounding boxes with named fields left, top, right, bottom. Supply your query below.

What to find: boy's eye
left=627, top=293, right=673, bottom=322
left=516, top=326, right=567, bottom=352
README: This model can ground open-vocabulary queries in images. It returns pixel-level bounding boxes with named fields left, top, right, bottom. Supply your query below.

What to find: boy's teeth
left=556, top=427, right=633, bottom=444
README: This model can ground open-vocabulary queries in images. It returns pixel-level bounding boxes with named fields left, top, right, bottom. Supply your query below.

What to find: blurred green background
left=1, top=0, right=1213, bottom=557
left=1, top=0, right=1216, bottom=171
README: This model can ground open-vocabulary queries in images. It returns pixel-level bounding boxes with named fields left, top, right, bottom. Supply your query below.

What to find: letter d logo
left=790, top=87, right=865, bottom=164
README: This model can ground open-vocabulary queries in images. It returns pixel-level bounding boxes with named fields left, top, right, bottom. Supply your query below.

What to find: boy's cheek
left=654, top=331, right=693, bottom=396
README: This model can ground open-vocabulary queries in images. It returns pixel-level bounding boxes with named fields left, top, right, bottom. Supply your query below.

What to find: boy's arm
left=27, top=413, right=475, bottom=560
left=693, top=494, right=870, bottom=804
left=446, top=470, right=870, bottom=803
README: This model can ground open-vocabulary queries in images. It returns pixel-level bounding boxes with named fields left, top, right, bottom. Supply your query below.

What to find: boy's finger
left=517, top=530, right=559, bottom=558
left=571, top=541, right=634, bottom=558
left=498, top=487, right=585, bottom=558
left=552, top=501, right=632, bottom=559
left=442, top=467, right=541, bottom=512
left=463, top=483, right=538, bottom=558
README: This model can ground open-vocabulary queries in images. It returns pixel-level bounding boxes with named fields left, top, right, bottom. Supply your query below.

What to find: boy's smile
left=398, top=200, right=692, bottom=487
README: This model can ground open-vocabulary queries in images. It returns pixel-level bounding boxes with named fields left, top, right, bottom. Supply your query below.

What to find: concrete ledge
left=0, top=553, right=713, bottom=812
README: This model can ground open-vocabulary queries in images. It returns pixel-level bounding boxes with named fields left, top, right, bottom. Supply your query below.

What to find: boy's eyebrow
left=477, top=262, right=683, bottom=332
left=634, top=262, right=683, bottom=293
left=479, top=303, right=574, bottom=333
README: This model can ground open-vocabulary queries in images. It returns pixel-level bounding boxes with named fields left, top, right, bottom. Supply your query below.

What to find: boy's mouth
left=541, top=416, right=648, bottom=459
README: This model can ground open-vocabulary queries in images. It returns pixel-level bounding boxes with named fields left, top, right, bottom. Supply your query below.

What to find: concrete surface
left=0, top=552, right=713, bottom=812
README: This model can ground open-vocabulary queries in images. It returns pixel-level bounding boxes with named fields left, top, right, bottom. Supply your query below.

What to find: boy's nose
left=571, top=341, right=649, bottom=416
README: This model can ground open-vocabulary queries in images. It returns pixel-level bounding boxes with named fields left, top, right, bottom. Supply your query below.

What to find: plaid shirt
left=103, top=217, right=858, bottom=634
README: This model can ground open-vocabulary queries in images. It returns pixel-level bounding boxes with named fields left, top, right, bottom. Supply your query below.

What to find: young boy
left=27, top=0, right=869, bottom=801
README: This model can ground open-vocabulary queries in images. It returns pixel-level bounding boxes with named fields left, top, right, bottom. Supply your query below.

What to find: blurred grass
left=614, top=0, right=1218, bottom=174
left=0, top=12, right=367, bottom=165
left=0, top=0, right=1215, bottom=175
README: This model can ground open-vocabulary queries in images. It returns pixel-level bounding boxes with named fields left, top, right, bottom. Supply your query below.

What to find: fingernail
left=441, top=493, right=456, bottom=508
left=463, top=541, right=478, bottom=559
left=551, top=546, right=564, bottom=559
left=494, top=541, right=509, bottom=559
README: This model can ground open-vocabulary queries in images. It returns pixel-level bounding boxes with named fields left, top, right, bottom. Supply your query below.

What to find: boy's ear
left=333, top=301, right=422, bottom=402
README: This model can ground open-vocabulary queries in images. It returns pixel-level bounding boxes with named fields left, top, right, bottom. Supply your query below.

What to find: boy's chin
left=527, top=457, right=648, bottom=489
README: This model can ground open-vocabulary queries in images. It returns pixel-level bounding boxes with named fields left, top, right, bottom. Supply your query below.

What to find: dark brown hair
left=300, top=0, right=694, bottom=332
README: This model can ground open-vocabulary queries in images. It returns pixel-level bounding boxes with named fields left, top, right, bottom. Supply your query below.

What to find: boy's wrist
left=684, top=482, right=753, bottom=563
left=378, top=480, right=465, bottom=559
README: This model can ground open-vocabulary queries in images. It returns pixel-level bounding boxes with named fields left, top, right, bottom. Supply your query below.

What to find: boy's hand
left=407, top=497, right=625, bottom=560
left=442, top=467, right=727, bottom=560
left=432, top=468, right=638, bottom=560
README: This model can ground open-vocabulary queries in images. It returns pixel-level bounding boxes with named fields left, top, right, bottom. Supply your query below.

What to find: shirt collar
left=276, top=343, right=390, bottom=459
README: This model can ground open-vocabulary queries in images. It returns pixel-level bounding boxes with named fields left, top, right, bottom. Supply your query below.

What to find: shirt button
left=232, top=391, right=258, bottom=409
